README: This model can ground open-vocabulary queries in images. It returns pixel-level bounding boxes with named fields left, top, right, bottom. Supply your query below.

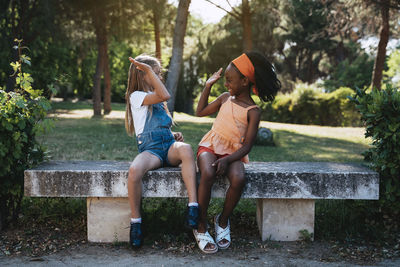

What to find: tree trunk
left=242, top=0, right=252, bottom=52
left=371, top=0, right=390, bottom=90
left=335, top=41, right=345, bottom=64
left=153, top=7, right=162, bottom=60
left=0, top=201, right=3, bottom=230
left=166, top=0, right=191, bottom=113
left=296, top=48, right=303, bottom=80
left=306, top=51, right=314, bottom=83
left=93, top=48, right=104, bottom=116
left=103, top=41, right=112, bottom=115
left=92, top=6, right=107, bottom=116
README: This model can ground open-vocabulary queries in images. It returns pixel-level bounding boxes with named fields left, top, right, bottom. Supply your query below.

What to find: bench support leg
left=87, top=197, right=130, bottom=243
left=86, top=197, right=315, bottom=243
left=256, top=199, right=315, bottom=241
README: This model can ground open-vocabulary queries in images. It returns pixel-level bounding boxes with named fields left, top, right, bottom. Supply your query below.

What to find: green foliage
left=384, top=49, right=400, bottom=88
left=350, top=84, right=400, bottom=209
left=0, top=40, right=52, bottom=228
left=323, top=42, right=374, bottom=92
left=21, top=198, right=86, bottom=224
left=315, top=199, right=384, bottom=241
left=276, top=0, right=336, bottom=83
left=109, top=40, right=142, bottom=103
left=259, top=83, right=361, bottom=126
left=299, top=229, right=313, bottom=242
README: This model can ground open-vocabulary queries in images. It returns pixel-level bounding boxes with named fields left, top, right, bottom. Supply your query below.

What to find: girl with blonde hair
left=125, top=55, right=198, bottom=248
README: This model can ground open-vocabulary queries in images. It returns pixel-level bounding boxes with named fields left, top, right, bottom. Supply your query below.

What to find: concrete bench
left=24, top=161, right=379, bottom=243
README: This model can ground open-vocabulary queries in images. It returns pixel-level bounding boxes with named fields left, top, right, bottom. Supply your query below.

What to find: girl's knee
left=229, top=171, right=245, bottom=189
left=178, top=143, right=194, bottom=159
left=200, top=168, right=216, bottom=185
left=128, top=165, right=143, bottom=183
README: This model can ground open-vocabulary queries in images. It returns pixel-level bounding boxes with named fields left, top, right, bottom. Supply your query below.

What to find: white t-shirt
left=130, top=91, right=148, bottom=136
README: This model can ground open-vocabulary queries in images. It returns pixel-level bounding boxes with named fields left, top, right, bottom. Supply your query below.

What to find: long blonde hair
left=125, top=54, right=171, bottom=136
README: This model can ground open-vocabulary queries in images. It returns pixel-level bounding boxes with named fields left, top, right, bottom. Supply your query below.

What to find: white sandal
left=193, top=230, right=218, bottom=254
left=214, top=214, right=231, bottom=249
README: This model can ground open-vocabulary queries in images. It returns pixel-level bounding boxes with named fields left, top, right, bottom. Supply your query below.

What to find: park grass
left=32, top=100, right=377, bottom=243
left=41, top=118, right=369, bottom=163
left=42, top=100, right=370, bottom=163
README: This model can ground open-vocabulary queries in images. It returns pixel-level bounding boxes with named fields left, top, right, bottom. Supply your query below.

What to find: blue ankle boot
left=130, top=222, right=143, bottom=248
left=186, top=206, right=199, bottom=229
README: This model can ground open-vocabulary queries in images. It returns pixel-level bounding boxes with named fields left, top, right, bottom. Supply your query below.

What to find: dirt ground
left=1, top=212, right=400, bottom=266
left=2, top=231, right=400, bottom=267
left=1, top=241, right=400, bottom=266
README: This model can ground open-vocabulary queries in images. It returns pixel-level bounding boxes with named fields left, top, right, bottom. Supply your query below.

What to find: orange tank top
left=198, top=96, right=258, bottom=163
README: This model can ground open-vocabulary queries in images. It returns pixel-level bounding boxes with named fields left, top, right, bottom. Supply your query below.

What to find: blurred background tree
left=1, top=0, right=399, bottom=115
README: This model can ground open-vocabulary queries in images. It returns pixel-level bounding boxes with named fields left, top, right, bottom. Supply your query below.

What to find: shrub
left=291, top=87, right=321, bottom=125
left=323, top=87, right=361, bottom=126
left=350, top=84, right=400, bottom=209
left=0, top=40, right=52, bottom=229
left=259, top=84, right=361, bottom=126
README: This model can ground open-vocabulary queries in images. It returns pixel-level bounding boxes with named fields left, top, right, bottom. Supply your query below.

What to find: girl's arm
left=196, top=68, right=227, bottom=117
left=213, top=108, right=261, bottom=175
left=129, top=57, right=170, bottom=105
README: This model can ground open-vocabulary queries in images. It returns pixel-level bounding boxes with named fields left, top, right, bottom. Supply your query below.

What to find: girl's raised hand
left=129, top=57, right=153, bottom=73
left=205, top=68, right=223, bottom=88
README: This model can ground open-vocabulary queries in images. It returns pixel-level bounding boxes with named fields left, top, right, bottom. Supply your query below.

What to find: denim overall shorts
left=136, top=102, right=175, bottom=166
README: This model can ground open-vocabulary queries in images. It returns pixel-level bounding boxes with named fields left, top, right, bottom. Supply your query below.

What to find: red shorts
left=197, top=146, right=247, bottom=163
left=197, top=146, right=229, bottom=159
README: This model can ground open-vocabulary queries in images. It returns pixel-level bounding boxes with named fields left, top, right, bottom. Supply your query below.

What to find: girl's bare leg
left=167, top=142, right=197, bottom=203
left=128, top=151, right=162, bottom=218
left=218, top=160, right=245, bottom=246
left=196, top=152, right=218, bottom=251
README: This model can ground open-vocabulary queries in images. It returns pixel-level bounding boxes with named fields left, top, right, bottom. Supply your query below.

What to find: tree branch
left=204, top=0, right=242, bottom=21
left=370, top=0, right=400, bottom=10
left=226, top=0, right=235, bottom=10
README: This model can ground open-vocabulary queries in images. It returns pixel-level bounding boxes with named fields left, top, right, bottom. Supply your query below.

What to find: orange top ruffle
left=198, top=96, right=258, bottom=163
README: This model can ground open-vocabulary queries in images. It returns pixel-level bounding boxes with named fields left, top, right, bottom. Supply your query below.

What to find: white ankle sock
left=188, top=202, right=198, bottom=207
left=130, top=218, right=142, bottom=224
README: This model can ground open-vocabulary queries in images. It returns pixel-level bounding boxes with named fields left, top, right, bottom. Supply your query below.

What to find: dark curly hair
left=231, top=51, right=281, bottom=102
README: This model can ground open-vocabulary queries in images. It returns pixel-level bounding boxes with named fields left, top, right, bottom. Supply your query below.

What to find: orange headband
left=232, top=53, right=258, bottom=95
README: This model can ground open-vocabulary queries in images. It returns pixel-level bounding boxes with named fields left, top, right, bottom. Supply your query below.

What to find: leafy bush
left=0, top=40, right=52, bottom=229
left=350, top=84, right=400, bottom=209
left=259, top=84, right=361, bottom=126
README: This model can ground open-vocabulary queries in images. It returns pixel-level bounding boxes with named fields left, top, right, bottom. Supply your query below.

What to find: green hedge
left=0, top=40, right=51, bottom=229
left=258, top=86, right=361, bottom=126
left=350, top=84, right=400, bottom=209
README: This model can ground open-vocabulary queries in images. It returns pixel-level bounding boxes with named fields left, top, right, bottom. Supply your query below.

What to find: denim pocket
left=138, top=133, right=165, bottom=152
left=136, top=135, right=149, bottom=152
